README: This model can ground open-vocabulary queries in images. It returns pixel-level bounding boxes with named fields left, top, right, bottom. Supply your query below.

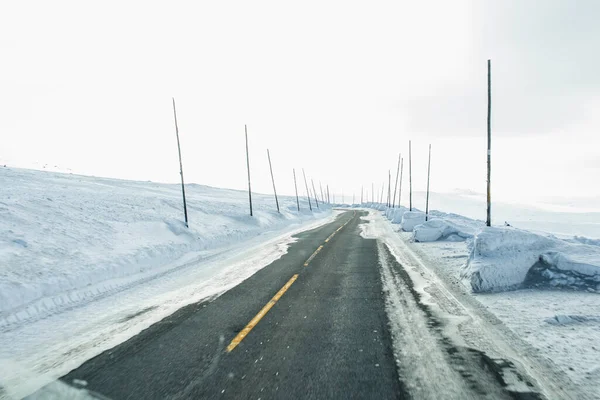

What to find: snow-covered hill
left=0, top=166, right=331, bottom=324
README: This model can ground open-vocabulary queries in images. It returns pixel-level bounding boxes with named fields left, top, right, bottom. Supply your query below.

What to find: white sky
left=2, top=0, right=599, bottom=204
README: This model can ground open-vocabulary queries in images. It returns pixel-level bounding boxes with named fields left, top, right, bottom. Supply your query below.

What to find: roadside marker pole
left=425, top=144, right=432, bottom=221
left=245, top=125, right=253, bottom=217
left=172, top=98, right=188, bottom=227
left=267, top=149, right=279, bottom=213
left=392, top=153, right=401, bottom=208
left=398, top=157, right=404, bottom=208
left=293, top=168, right=300, bottom=211
left=302, top=168, right=312, bottom=211
left=487, top=59, right=492, bottom=227
left=409, top=140, right=412, bottom=211
left=311, top=179, right=319, bottom=209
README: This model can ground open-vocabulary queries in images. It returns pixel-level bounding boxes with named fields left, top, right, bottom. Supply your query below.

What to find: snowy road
left=26, top=211, right=551, bottom=399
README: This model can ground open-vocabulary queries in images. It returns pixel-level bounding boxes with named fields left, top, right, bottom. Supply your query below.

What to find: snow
left=370, top=209, right=600, bottom=398
left=361, top=211, right=568, bottom=398
left=400, top=211, right=426, bottom=232
left=463, top=227, right=600, bottom=293
left=0, top=167, right=337, bottom=398
left=476, top=290, right=600, bottom=395
left=413, top=219, right=475, bottom=242
left=374, top=201, right=600, bottom=294
left=0, top=166, right=332, bottom=325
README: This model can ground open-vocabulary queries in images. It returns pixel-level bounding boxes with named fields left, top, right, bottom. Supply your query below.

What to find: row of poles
left=172, top=59, right=493, bottom=228
left=356, top=140, right=431, bottom=218
left=172, top=100, right=333, bottom=227
left=346, top=59, right=492, bottom=226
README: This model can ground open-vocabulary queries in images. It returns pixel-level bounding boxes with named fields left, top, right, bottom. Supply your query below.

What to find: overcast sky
left=2, top=0, right=599, bottom=206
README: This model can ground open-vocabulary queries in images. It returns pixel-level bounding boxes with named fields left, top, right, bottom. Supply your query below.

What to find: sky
left=2, top=0, right=600, bottom=207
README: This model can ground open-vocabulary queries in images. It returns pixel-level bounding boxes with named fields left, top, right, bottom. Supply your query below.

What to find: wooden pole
left=267, top=149, right=279, bottom=213
left=379, top=184, right=384, bottom=205
left=388, top=169, right=391, bottom=207
left=293, top=168, right=300, bottom=211
left=409, top=140, right=412, bottom=211
left=487, top=59, right=492, bottom=227
left=302, top=168, right=312, bottom=211
left=352, top=192, right=355, bottom=205
left=172, top=98, right=188, bottom=228
left=245, top=125, right=253, bottom=217
left=327, top=185, right=330, bottom=203
left=398, top=157, right=404, bottom=208
left=426, top=144, right=432, bottom=221
left=311, top=179, right=319, bottom=209
left=392, top=153, right=401, bottom=208
left=320, top=182, right=325, bottom=204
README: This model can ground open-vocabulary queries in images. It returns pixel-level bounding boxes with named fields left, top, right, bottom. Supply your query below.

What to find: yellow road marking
left=303, top=245, right=323, bottom=266
left=226, top=274, right=299, bottom=352
left=227, top=212, right=356, bottom=352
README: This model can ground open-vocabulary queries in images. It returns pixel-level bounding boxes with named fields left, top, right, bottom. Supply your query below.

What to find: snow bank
left=0, top=167, right=332, bottom=319
left=462, top=227, right=600, bottom=292
left=384, top=207, right=408, bottom=224
left=401, top=211, right=426, bottom=232
left=413, top=219, right=475, bottom=242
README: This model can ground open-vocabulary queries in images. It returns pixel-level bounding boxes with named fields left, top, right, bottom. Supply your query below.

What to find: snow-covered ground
left=0, top=166, right=335, bottom=398
left=0, top=166, right=331, bottom=326
left=374, top=204, right=600, bottom=398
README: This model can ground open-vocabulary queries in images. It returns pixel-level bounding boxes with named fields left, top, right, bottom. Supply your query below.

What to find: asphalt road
left=31, top=210, right=541, bottom=399
left=48, top=211, right=405, bottom=399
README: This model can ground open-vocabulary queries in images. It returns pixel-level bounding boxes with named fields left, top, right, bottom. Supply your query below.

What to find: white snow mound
left=413, top=219, right=475, bottom=242
left=401, top=211, right=426, bottom=232
left=462, top=227, right=600, bottom=292
left=0, top=167, right=331, bottom=321
left=384, top=207, right=408, bottom=224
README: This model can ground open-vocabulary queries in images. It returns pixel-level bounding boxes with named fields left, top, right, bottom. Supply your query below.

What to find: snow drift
left=413, top=219, right=475, bottom=242
left=385, top=207, right=407, bottom=224
left=462, top=227, right=600, bottom=292
left=0, top=167, right=331, bottom=319
left=401, top=211, right=426, bottom=232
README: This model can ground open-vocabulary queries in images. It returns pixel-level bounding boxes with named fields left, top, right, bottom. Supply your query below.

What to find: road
left=32, top=211, right=543, bottom=399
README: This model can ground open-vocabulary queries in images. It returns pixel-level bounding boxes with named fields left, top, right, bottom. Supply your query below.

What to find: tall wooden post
left=398, top=158, right=404, bottom=208
left=487, top=59, right=492, bottom=227
left=267, top=149, right=279, bottom=213
left=245, top=125, right=253, bottom=216
left=172, top=98, right=188, bottom=227
left=293, top=168, right=300, bottom=211
left=302, top=168, right=312, bottom=211
left=311, top=179, right=319, bottom=209
left=409, top=140, right=412, bottom=211
left=388, top=169, right=391, bottom=207
left=320, top=182, right=325, bottom=204
left=426, top=144, right=432, bottom=221
left=392, top=153, right=401, bottom=208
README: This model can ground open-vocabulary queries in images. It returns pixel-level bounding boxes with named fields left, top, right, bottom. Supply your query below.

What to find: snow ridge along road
left=362, top=211, right=579, bottom=399
left=25, top=210, right=553, bottom=399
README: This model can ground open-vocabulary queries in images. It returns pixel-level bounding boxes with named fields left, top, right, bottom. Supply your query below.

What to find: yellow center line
left=226, top=274, right=299, bottom=352
left=227, top=212, right=357, bottom=352
left=303, top=245, right=323, bottom=266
